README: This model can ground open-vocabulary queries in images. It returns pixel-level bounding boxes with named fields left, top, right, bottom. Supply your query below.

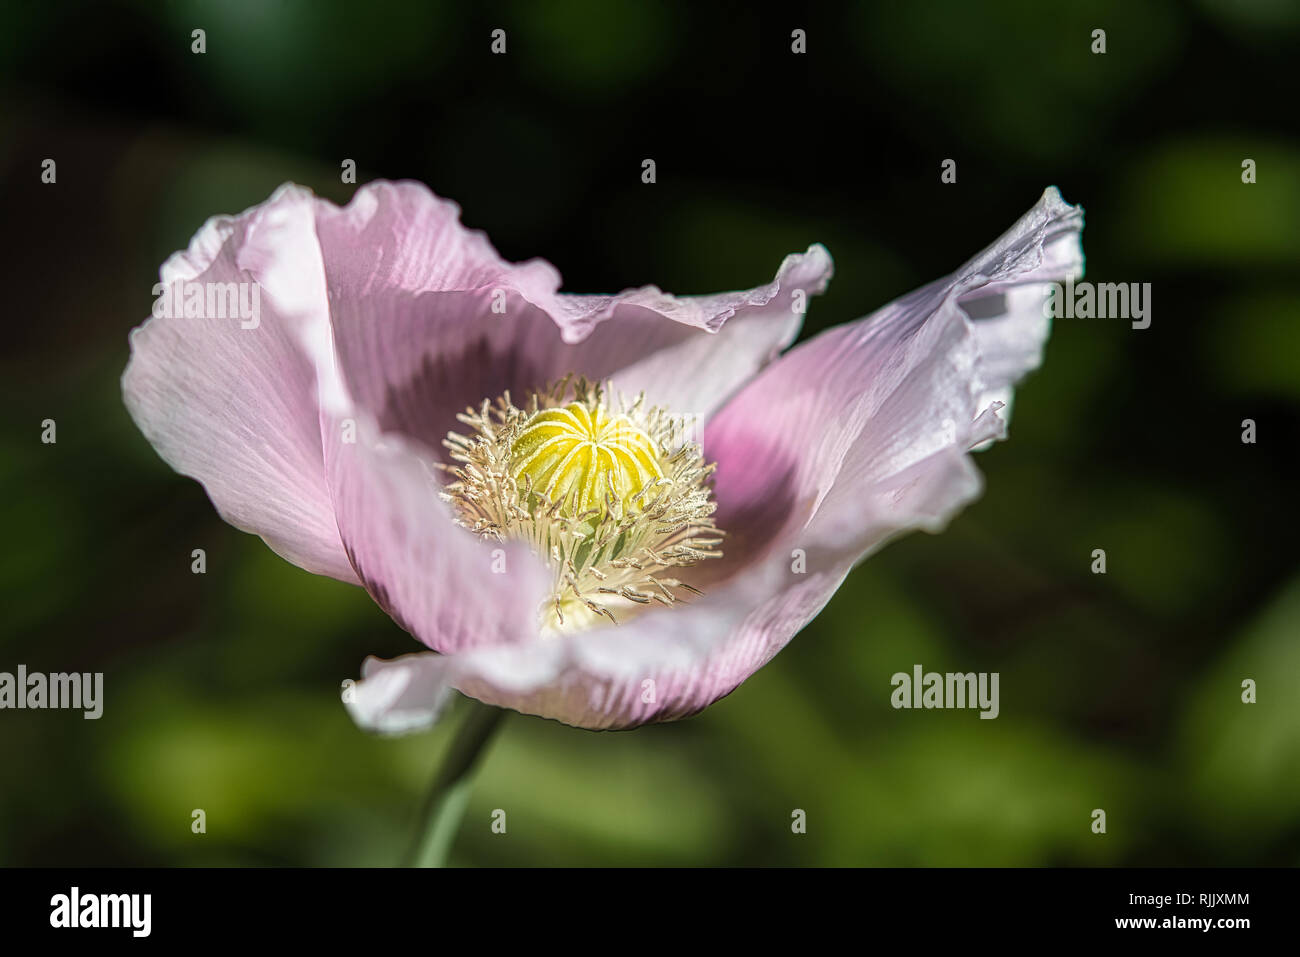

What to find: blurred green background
left=1, top=0, right=1298, bottom=866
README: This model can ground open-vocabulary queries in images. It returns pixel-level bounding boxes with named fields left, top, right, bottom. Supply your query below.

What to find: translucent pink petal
left=311, top=181, right=832, bottom=456
left=320, top=408, right=552, bottom=655
left=122, top=185, right=358, bottom=583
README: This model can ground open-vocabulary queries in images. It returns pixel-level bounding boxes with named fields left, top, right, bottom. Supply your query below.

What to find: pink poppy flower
left=123, top=181, right=1083, bottom=732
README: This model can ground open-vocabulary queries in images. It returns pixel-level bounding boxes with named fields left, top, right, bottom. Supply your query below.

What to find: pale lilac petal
left=769, top=186, right=1085, bottom=554
left=311, top=181, right=831, bottom=455
left=122, top=185, right=358, bottom=583
left=345, top=652, right=457, bottom=735
left=345, top=188, right=1083, bottom=731
left=604, top=246, right=833, bottom=418
left=346, top=552, right=850, bottom=731
left=320, top=407, right=552, bottom=655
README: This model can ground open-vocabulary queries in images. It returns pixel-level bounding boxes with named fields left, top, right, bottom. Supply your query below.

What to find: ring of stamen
left=440, top=376, right=723, bottom=633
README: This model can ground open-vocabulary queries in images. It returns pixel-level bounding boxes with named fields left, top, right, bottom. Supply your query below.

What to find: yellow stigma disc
left=509, top=401, right=663, bottom=517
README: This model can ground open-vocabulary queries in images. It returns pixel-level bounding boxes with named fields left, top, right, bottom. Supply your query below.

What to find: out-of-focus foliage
left=0, top=0, right=1296, bottom=865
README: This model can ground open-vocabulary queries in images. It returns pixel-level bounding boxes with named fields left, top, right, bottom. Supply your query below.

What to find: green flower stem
left=403, top=700, right=506, bottom=868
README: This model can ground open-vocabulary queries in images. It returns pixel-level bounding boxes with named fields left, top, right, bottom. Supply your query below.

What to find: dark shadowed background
left=1, top=0, right=1298, bottom=865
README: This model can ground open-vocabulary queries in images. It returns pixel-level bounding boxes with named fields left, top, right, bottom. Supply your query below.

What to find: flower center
left=441, top=377, right=722, bottom=633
